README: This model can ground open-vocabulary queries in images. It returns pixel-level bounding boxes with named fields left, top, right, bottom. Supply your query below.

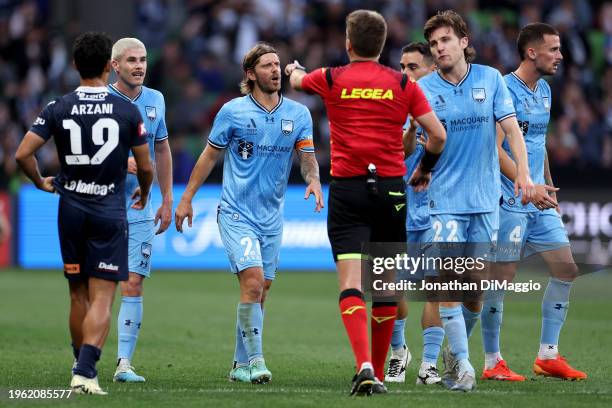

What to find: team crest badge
left=281, top=119, right=294, bottom=135
left=238, top=140, right=254, bottom=160
left=141, top=242, right=152, bottom=258
left=145, top=106, right=156, bottom=121
left=472, top=88, right=486, bottom=103
left=542, top=96, right=550, bottom=111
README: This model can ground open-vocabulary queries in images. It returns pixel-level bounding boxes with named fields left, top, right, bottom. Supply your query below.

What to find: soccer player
left=480, top=23, right=586, bottom=381
left=385, top=42, right=445, bottom=386
left=108, top=37, right=173, bottom=383
left=174, top=42, right=323, bottom=385
left=419, top=11, right=534, bottom=391
left=15, top=32, right=153, bottom=395
left=286, top=10, right=446, bottom=395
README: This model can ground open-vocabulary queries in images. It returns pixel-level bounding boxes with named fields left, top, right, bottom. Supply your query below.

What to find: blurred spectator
left=0, top=0, right=610, bottom=188
left=0, top=199, right=10, bottom=245
left=171, top=135, right=198, bottom=184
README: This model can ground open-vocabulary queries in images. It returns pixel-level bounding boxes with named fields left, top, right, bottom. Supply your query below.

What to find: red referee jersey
left=302, top=61, right=432, bottom=177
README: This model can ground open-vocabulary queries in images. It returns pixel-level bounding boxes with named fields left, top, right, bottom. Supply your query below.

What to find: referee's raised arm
left=285, top=60, right=307, bottom=91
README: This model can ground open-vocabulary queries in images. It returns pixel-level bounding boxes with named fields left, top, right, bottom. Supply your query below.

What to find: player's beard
left=535, top=63, right=557, bottom=77
left=255, top=76, right=280, bottom=95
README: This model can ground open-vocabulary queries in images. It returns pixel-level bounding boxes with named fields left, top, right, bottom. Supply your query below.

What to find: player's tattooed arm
left=298, top=150, right=320, bottom=185
left=297, top=150, right=324, bottom=212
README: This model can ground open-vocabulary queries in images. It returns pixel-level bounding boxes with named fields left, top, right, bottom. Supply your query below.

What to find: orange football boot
left=533, top=355, right=587, bottom=380
left=482, top=360, right=526, bottom=381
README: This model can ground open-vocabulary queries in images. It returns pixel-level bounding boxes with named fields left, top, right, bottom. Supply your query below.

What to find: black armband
left=419, top=149, right=441, bottom=173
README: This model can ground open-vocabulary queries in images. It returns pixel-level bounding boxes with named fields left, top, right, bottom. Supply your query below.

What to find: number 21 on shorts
left=240, top=236, right=262, bottom=262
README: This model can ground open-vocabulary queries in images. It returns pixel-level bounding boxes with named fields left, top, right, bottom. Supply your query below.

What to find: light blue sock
left=237, top=303, right=263, bottom=363
left=117, top=296, right=143, bottom=361
left=422, top=326, right=444, bottom=365
left=461, top=304, right=481, bottom=338
left=541, top=278, right=572, bottom=345
left=391, top=318, right=407, bottom=350
left=233, top=319, right=249, bottom=365
left=233, top=305, right=265, bottom=365
left=439, top=306, right=469, bottom=361
left=481, top=290, right=505, bottom=353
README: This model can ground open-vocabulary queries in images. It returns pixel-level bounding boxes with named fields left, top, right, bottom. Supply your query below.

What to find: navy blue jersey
left=30, top=86, right=147, bottom=218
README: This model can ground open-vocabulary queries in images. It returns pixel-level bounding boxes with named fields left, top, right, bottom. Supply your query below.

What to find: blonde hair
left=111, top=38, right=146, bottom=61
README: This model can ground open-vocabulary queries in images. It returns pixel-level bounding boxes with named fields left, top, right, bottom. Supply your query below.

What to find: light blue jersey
left=417, top=64, right=515, bottom=214
left=403, top=119, right=430, bottom=231
left=208, top=94, right=314, bottom=234
left=108, top=84, right=168, bottom=223
left=500, top=73, right=551, bottom=212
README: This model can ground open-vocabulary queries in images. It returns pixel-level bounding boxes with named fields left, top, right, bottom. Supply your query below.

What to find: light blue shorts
left=407, top=228, right=432, bottom=244
left=218, top=213, right=282, bottom=281
left=496, top=207, right=570, bottom=262
left=423, top=211, right=499, bottom=265
left=128, top=220, right=155, bottom=277
left=405, top=228, right=433, bottom=279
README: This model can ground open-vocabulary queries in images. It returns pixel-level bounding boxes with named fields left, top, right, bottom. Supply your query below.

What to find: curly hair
left=73, top=32, right=112, bottom=79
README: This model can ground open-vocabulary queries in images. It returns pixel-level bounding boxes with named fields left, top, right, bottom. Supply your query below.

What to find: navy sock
left=73, top=344, right=101, bottom=379
left=71, top=342, right=80, bottom=360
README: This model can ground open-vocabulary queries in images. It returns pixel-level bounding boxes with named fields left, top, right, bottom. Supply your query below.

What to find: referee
left=286, top=9, right=446, bottom=396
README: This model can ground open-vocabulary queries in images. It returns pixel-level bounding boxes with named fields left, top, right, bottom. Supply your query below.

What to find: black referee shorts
left=327, top=176, right=407, bottom=261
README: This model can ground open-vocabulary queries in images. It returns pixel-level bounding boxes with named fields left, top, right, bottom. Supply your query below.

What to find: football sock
left=237, top=303, right=264, bottom=363
left=422, top=326, right=444, bottom=366
left=461, top=304, right=480, bottom=338
left=540, top=278, right=572, bottom=359
left=481, top=289, right=505, bottom=356
left=233, top=317, right=249, bottom=366
left=74, top=344, right=101, bottom=379
left=339, top=289, right=371, bottom=371
left=539, top=344, right=558, bottom=359
left=71, top=342, right=80, bottom=360
left=440, top=306, right=469, bottom=361
left=371, top=302, right=398, bottom=380
left=458, top=357, right=475, bottom=376
left=390, top=318, right=406, bottom=350
left=117, top=296, right=143, bottom=361
left=485, top=352, right=503, bottom=369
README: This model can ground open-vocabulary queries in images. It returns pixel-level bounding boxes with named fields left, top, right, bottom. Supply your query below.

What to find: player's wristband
left=419, top=149, right=441, bottom=173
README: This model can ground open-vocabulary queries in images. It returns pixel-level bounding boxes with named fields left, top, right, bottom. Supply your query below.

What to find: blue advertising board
left=18, top=184, right=334, bottom=270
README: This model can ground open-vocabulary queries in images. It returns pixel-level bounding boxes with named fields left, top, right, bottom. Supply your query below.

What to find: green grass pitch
left=1, top=269, right=611, bottom=407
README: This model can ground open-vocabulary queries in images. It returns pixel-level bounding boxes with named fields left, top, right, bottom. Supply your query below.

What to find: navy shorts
left=58, top=199, right=128, bottom=282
